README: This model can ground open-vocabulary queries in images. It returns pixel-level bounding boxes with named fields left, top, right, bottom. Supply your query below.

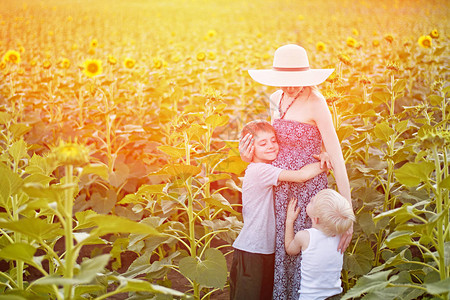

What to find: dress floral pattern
left=272, top=118, right=328, bottom=300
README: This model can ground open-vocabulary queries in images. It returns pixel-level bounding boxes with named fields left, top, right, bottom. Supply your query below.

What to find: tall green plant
left=0, top=127, right=184, bottom=299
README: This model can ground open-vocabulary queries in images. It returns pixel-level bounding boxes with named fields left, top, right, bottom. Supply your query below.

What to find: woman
left=240, top=44, right=352, bottom=300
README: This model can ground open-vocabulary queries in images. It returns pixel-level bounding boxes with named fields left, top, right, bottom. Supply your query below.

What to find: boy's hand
left=313, top=152, right=332, bottom=171
left=286, top=198, right=301, bottom=224
left=239, top=133, right=254, bottom=163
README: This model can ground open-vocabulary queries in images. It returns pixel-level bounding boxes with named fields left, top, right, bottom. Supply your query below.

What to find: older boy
left=230, top=120, right=328, bottom=300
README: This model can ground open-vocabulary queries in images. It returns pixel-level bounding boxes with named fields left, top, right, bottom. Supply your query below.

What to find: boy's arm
left=278, top=162, right=326, bottom=183
left=285, top=199, right=308, bottom=255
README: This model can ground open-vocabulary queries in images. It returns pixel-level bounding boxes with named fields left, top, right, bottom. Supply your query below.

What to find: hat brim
left=248, top=69, right=334, bottom=87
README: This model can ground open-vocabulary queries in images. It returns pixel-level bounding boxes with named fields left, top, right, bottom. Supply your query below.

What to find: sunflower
left=207, top=51, right=216, bottom=60
left=346, top=37, right=357, bottom=48
left=82, top=59, right=102, bottom=78
left=90, top=38, right=98, bottom=48
left=338, top=53, right=351, bottom=66
left=372, top=39, right=380, bottom=47
left=51, top=141, right=90, bottom=166
left=60, top=58, right=71, bottom=69
left=3, top=50, right=21, bottom=64
left=124, top=57, right=136, bottom=69
left=43, top=60, right=52, bottom=69
left=418, top=35, right=432, bottom=48
left=0, top=61, right=6, bottom=70
left=386, top=61, right=400, bottom=72
left=197, top=51, right=206, bottom=61
left=297, top=14, right=304, bottom=21
left=171, top=54, right=181, bottom=63
left=207, top=29, right=217, bottom=38
left=430, top=29, right=439, bottom=39
left=352, top=28, right=359, bottom=36
left=108, top=55, right=117, bottom=65
left=30, top=59, right=37, bottom=67
left=384, top=34, right=394, bottom=43
left=153, top=57, right=163, bottom=69
left=316, top=42, right=326, bottom=52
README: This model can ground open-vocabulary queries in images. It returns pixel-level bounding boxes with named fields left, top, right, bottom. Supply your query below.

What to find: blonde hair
left=241, top=120, right=275, bottom=139
left=311, top=189, right=355, bottom=236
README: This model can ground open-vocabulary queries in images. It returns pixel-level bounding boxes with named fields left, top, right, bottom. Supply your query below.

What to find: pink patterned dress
left=271, top=118, right=328, bottom=300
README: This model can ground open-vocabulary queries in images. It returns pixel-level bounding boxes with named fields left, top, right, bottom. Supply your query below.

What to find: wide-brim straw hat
left=248, top=44, right=334, bottom=87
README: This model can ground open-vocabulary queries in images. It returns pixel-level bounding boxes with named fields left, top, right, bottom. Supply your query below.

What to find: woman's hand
left=338, top=223, right=353, bottom=254
left=313, top=151, right=333, bottom=171
left=239, top=133, right=254, bottom=163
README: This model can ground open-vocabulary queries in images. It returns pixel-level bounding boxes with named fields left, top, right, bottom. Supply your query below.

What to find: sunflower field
left=0, top=0, right=449, bottom=299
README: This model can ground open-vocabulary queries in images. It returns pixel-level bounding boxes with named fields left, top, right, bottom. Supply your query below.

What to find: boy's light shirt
left=232, top=162, right=283, bottom=254
left=299, top=228, right=343, bottom=299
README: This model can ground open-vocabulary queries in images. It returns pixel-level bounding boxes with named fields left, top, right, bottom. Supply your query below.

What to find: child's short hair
left=311, top=189, right=355, bottom=236
left=241, top=120, right=275, bottom=139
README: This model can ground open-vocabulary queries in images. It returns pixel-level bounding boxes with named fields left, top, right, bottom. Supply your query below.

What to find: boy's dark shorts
left=229, top=248, right=275, bottom=300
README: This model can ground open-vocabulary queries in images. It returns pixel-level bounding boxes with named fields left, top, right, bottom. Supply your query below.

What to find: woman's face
left=281, top=86, right=303, bottom=97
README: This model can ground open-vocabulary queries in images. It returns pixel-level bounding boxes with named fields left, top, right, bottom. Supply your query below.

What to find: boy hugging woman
left=230, top=120, right=355, bottom=300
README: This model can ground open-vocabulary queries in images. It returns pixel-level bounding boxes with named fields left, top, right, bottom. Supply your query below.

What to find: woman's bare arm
left=311, top=92, right=353, bottom=253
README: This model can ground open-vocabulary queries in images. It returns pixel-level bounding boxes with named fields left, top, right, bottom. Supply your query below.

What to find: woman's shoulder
left=270, top=89, right=283, bottom=100
left=307, top=86, right=326, bottom=102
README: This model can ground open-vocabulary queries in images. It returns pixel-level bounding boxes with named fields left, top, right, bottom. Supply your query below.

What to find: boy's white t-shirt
left=299, top=228, right=343, bottom=300
left=232, top=162, right=283, bottom=254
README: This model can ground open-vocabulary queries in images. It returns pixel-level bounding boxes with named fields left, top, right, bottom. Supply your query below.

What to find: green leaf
left=81, top=163, right=109, bottom=180
left=0, top=242, right=36, bottom=264
left=428, top=95, right=443, bottom=106
left=215, top=156, right=248, bottom=175
left=0, top=218, right=62, bottom=240
left=112, top=275, right=185, bottom=296
left=344, top=240, right=374, bottom=276
left=9, top=123, right=31, bottom=140
left=373, top=122, right=395, bottom=143
left=394, top=120, right=409, bottom=135
left=384, top=231, right=414, bottom=249
left=74, top=285, right=105, bottom=298
left=203, top=194, right=239, bottom=216
left=371, top=91, right=391, bottom=106
left=88, top=214, right=161, bottom=237
left=76, top=254, right=110, bottom=283
left=171, top=86, right=184, bottom=102
left=341, top=270, right=394, bottom=300
left=433, top=46, right=446, bottom=56
left=394, top=162, right=435, bottom=187
left=157, top=145, right=185, bottom=158
left=22, top=182, right=74, bottom=204
left=440, top=175, right=450, bottom=189
left=393, top=79, right=407, bottom=94
left=23, top=173, right=54, bottom=186
left=89, top=191, right=116, bottom=215
left=0, top=163, right=22, bottom=197
left=205, top=114, right=229, bottom=127
left=74, top=210, right=98, bottom=230
left=0, top=170, right=11, bottom=206
left=8, top=139, right=28, bottom=164
left=425, top=277, right=450, bottom=295
left=162, top=164, right=201, bottom=180
left=0, top=111, right=12, bottom=124
left=25, top=154, right=57, bottom=176
left=357, top=212, right=376, bottom=235
left=0, top=296, right=27, bottom=300
left=179, top=248, right=228, bottom=288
